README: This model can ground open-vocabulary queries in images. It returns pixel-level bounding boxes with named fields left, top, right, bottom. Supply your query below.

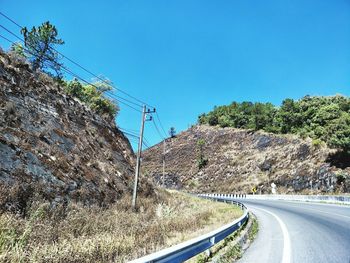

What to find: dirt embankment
left=143, top=125, right=350, bottom=194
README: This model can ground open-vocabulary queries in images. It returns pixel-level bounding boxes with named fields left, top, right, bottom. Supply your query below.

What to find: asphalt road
left=236, top=199, right=350, bottom=263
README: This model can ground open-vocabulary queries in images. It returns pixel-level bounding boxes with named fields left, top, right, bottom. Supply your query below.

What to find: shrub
left=65, top=78, right=119, bottom=118
left=197, top=139, right=208, bottom=169
left=197, top=157, right=208, bottom=170
left=311, top=139, right=324, bottom=149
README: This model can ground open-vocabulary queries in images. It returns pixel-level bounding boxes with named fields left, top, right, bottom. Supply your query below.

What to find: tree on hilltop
left=21, top=21, right=64, bottom=76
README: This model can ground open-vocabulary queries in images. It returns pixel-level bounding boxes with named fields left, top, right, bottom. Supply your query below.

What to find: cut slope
left=143, top=125, right=350, bottom=194
left=0, top=49, right=153, bottom=207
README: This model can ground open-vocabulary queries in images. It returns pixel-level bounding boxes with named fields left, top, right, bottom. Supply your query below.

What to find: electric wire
left=0, top=24, right=143, bottom=113
left=0, top=31, right=150, bottom=149
left=0, top=32, right=13, bottom=43
left=0, top=15, right=171, bottom=149
left=126, top=135, right=150, bottom=149
left=0, top=24, right=23, bottom=42
left=0, top=28, right=155, bottom=148
left=118, top=127, right=151, bottom=146
left=0, top=12, right=154, bottom=109
left=155, top=112, right=168, bottom=138
left=152, top=117, right=166, bottom=140
left=0, top=16, right=170, bottom=133
left=0, top=11, right=22, bottom=29
left=58, top=63, right=142, bottom=113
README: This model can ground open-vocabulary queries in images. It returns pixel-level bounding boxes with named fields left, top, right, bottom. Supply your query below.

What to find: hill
left=143, top=125, right=350, bottom=194
left=0, top=48, right=154, bottom=211
left=198, top=96, right=350, bottom=153
left=0, top=48, right=244, bottom=263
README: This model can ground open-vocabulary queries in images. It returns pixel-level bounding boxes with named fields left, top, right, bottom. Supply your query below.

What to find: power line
left=0, top=32, right=13, bottom=43
left=58, top=63, right=143, bottom=113
left=0, top=16, right=161, bottom=158
left=105, top=90, right=143, bottom=108
left=0, top=11, right=22, bottom=29
left=152, top=117, right=165, bottom=140
left=119, top=127, right=151, bottom=146
left=118, top=126, right=136, bottom=132
left=155, top=112, right=168, bottom=138
left=0, top=34, right=147, bottom=147
left=0, top=16, right=172, bottom=141
left=0, top=36, right=145, bottom=142
left=124, top=133, right=150, bottom=149
left=0, top=25, right=151, bottom=147
left=0, top=22, right=144, bottom=112
left=0, top=24, right=23, bottom=42
left=57, top=53, right=153, bottom=108
left=0, top=27, right=143, bottom=114
left=118, top=127, right=139, bottom=134
left=118, top=128, right=139, bottom=138
left=0, top=11, right=154, bottom=109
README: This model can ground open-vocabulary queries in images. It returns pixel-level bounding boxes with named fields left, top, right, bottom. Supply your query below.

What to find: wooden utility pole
left=132, top=105, right=155, bottom=210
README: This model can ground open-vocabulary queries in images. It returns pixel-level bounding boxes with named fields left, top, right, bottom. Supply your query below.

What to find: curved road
left=236, top=199, right=350, bottom=263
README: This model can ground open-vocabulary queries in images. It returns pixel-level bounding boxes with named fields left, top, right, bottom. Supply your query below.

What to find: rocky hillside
left=0, top=49, right=154, bottom=208
left=143, top=125, right=350, bottom=194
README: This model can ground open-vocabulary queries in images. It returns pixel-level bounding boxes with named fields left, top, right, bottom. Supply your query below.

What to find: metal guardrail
left=199, top=193, right=350, bottom=205
left=129, top=195, right=249, bottom=263
left=245, top=194, right=350, bottom=205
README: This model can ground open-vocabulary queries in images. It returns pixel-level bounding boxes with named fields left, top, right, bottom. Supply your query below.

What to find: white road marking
left=283, top=205, right=350, bottom=220
left=252, top=206, right=291, bottom=263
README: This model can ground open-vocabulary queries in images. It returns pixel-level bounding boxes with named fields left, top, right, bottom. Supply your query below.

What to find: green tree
left=326, top=112, right=350, bottom=153
left=21, top=21, right=64, bottom=76
left=252, top=103, right=275, bottom=131
left=197, top=139, right=208, bottom=169
left=278, top=98, right=301, bottom=133
left=10, top=42, right=26, bottom=58
left=169, top=127, right=176, bottom=138
left=198, top=113, right=208, bottom=124
left=65, top=78, right=118, bottom=118
left=66, top=78, right=84, bottom=98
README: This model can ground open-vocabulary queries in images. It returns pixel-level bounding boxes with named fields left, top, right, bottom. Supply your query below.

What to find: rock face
left=0, top=50, right=153, bottom=205
left=143, top=125, right=350, bottom=194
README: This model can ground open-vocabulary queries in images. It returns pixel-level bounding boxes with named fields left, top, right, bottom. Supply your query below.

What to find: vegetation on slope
left=143, top=125, right=350, bottom=194
left=198, top=95, right=350, bottom=153
left=0, top=188, right=242, bottom=263
left=1, top=48, right=136, bottom=206
left=11, top=21, right=118, bottom=119
left=64, top=78, right=119, bottom=118
left=2, top=20, right=242, bottom=263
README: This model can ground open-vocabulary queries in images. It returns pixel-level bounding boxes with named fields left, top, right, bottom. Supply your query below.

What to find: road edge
left=191, top=212, right=258, bottom=262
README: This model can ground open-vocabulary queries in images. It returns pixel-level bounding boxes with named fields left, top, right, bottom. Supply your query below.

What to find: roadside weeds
left=188, top=212, right=259, bottom=263
left=0, top=190, right=242, bottom=262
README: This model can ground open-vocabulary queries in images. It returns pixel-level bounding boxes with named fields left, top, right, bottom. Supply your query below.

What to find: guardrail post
left=205, top=237, right=215, bottom=257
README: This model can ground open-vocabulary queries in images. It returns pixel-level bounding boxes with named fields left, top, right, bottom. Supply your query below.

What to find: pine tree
left=21, top=21, right=64, bottom=76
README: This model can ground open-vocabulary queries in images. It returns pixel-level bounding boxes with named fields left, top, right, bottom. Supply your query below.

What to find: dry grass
left=0, top=189, right=242, bottom=263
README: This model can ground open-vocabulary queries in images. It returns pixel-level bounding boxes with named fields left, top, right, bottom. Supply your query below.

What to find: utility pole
left=132, top=105, right=155, bottom=210
left=162, top=140, right=166, bottom=186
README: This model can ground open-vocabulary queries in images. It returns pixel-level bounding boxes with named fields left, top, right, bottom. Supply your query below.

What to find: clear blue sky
left=1, top=0, right=349, bottom=149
